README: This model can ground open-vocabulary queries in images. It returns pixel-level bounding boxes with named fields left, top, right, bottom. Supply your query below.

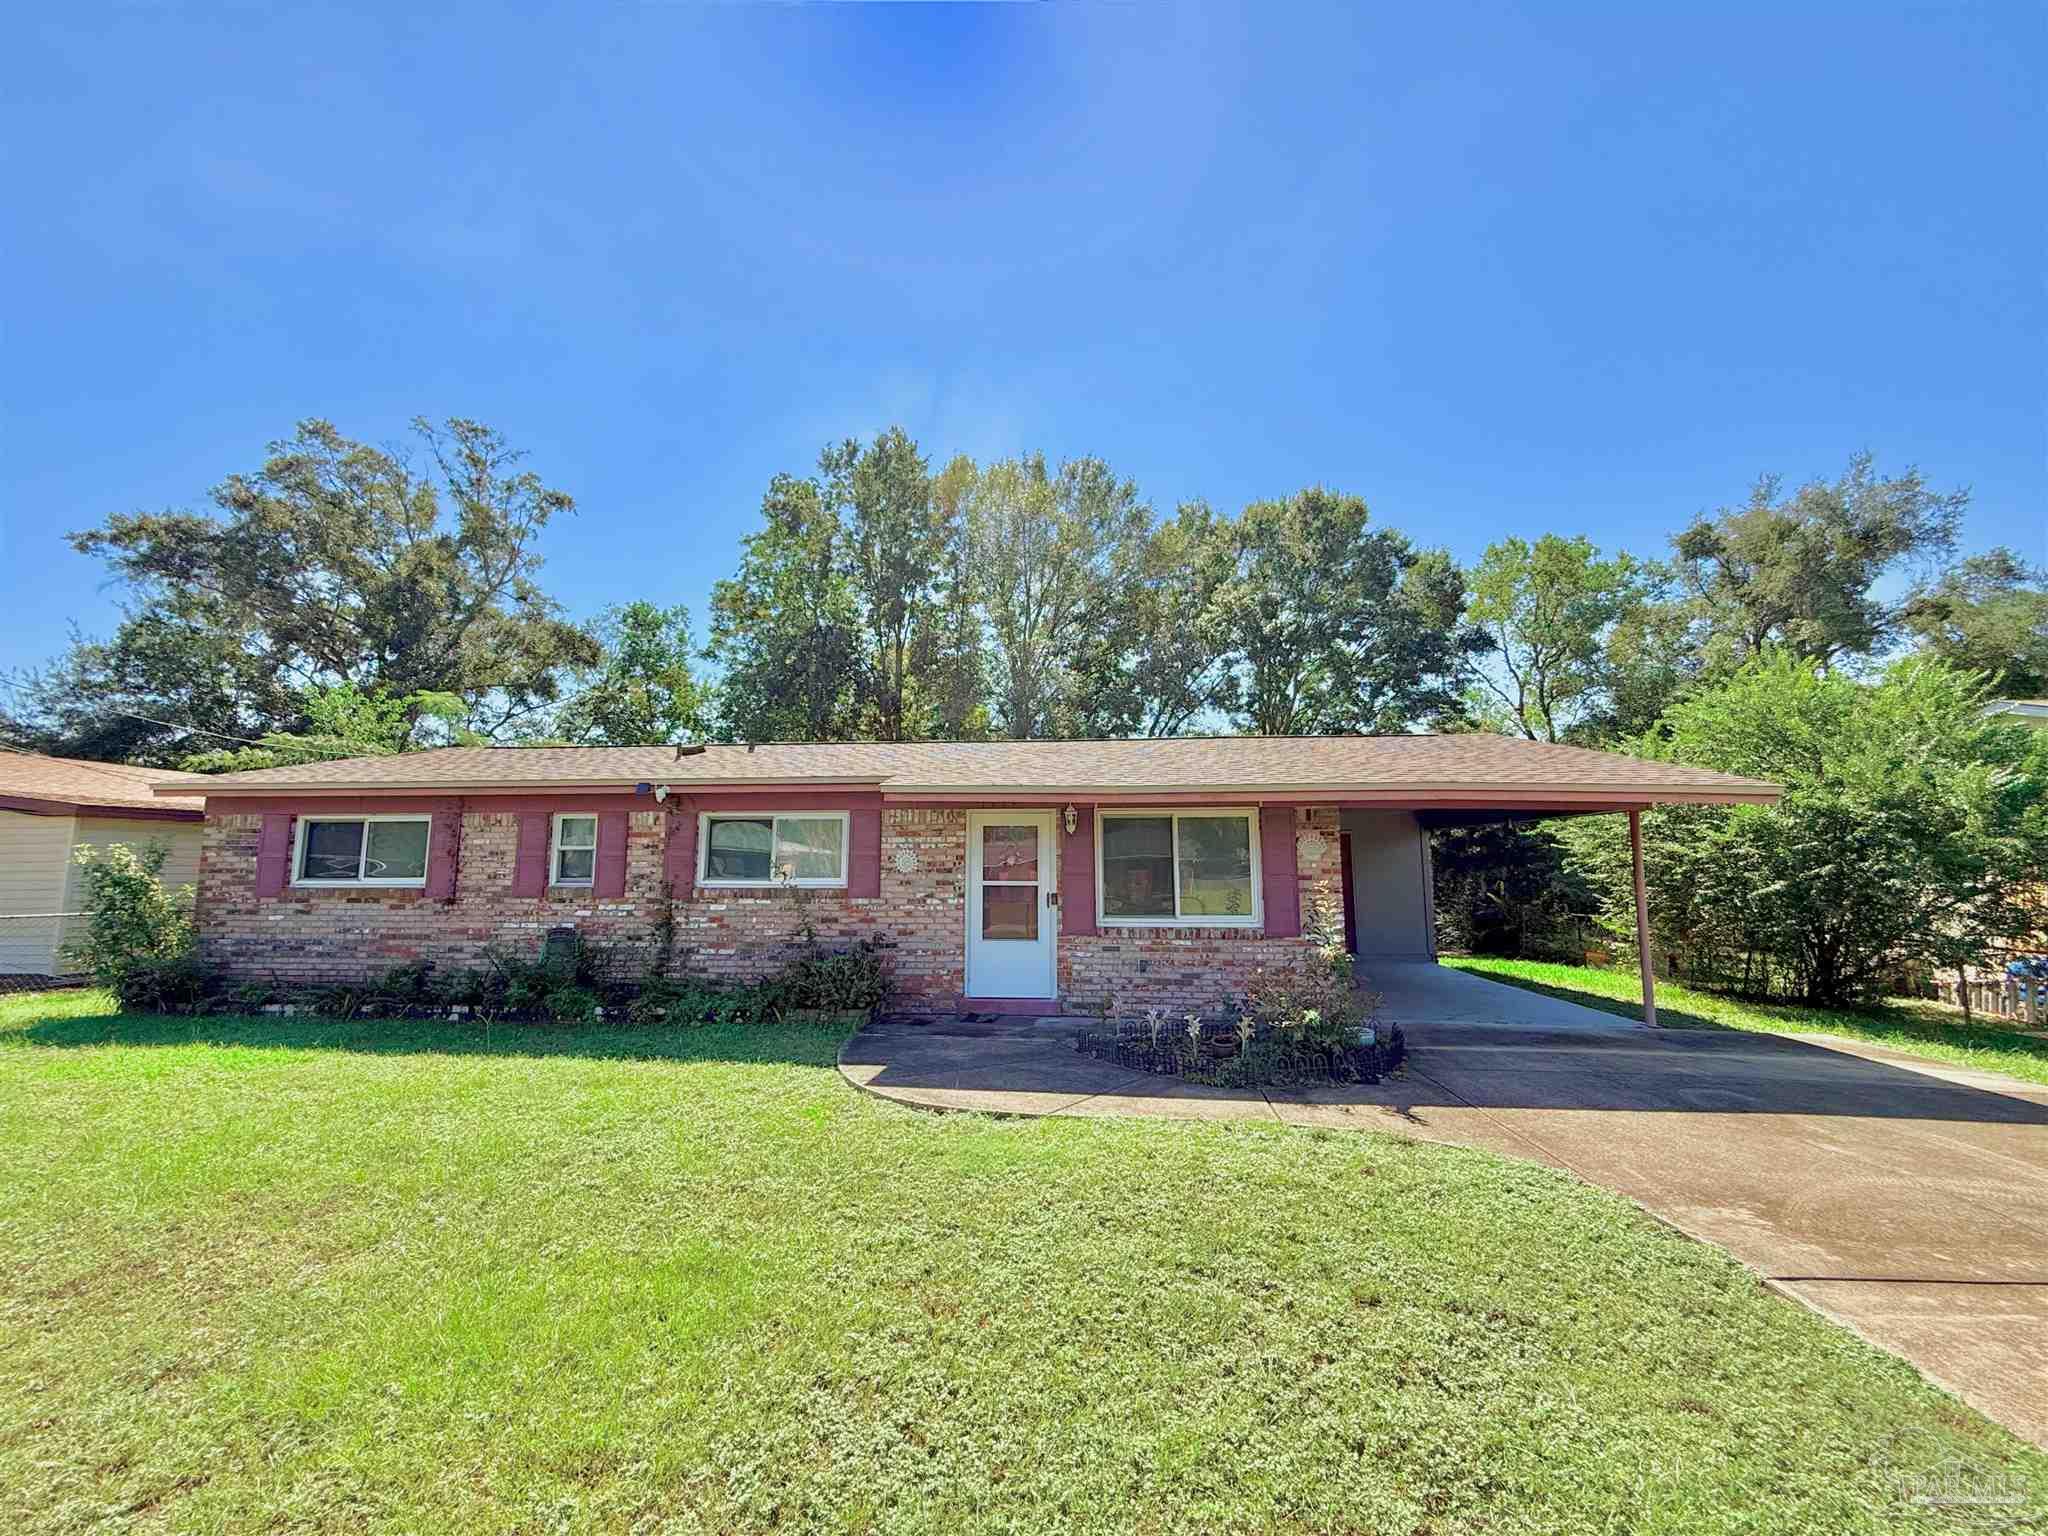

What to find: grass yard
left=3, top=989, right=2043, bottom=1533
left=1445, top=955, right=2048, bottom=1088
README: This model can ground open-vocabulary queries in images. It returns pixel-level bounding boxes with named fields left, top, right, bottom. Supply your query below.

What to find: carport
left=1339, top=795, right=1717, bottom=1028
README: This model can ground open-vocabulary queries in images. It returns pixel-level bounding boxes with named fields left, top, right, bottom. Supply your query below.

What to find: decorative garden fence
left=1933, top=972, right=2046, bottom=1027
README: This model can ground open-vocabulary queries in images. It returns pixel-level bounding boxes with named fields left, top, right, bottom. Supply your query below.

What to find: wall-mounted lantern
left=1062, top=804, right=1078, bottom=836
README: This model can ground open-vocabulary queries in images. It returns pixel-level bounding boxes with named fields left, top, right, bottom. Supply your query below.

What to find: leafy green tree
left=1668, top=454, right=1965, bottom=672
left=967, top=453, right=1151, bottom=738
left=926, top=455, right=991, bottom=739
left=707, top=466, right=867, bottom=742
left=1901, top=547, right=2048, bottom=699
left=1211, top=487, right=1479, bottom=735
left=710, top=430, right=986, bottom=743
left=1561, top=652, right=2046, bottom=1006
left=2, top=602, right=304, bottom=765
left=6, top=418, right=596, bottom=761
left=1431, top=821, right=1598, bottom=960
left=1067, top=501, right=1232, bottom=737
left=178, top=684, right=468, bottom=772
left=841, top=427, right=959, bottom=741
left=556, top=602, right=712, bottom=746
left=1589, top=596, right=1697, bottom=741
left=1465, top=534, right=1653, bottom=741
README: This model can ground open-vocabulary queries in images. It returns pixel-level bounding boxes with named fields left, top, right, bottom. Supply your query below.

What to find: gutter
left=153, top=779, right=1783, bottom=808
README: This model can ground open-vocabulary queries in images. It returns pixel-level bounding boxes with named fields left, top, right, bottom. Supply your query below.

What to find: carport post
left=1629, top=809, right=1658, bottom=1028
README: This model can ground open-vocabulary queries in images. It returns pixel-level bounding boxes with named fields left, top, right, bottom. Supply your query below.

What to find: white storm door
left=965, top=812, right=1057, bottom=999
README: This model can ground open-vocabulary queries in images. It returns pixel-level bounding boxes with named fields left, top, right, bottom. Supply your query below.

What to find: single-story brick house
left=1, top=752, right=204, bottom=976
left=156, top=737, right=1777, bottom=1017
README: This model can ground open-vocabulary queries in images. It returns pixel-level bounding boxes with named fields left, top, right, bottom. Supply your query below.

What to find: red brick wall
left=195, top=802, right=1346, bottom=1013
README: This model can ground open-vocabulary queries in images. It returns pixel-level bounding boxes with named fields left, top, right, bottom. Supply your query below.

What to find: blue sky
left=3, top=2, right=2041, bottom=678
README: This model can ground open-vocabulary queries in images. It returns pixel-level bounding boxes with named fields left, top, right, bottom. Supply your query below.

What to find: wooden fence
left=1932, top=973, right=2046, bottom=1027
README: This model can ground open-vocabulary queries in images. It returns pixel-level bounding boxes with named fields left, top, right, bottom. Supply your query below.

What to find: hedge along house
left=156, top=738, right=1779, bottom=1020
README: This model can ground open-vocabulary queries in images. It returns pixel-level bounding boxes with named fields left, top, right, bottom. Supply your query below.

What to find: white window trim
left=1096, top=807, right=1263, bottom=929
left=550, top=812, right=598, bottom=888
left=696, top=809, right=851, bottom=889
left=292, top=813, right=432, bottom=888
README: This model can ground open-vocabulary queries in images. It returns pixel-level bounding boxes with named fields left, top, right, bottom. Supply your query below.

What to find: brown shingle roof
left=155, top=737, right=1780, bottom=805
left=1, top=751, right=206, bottom=816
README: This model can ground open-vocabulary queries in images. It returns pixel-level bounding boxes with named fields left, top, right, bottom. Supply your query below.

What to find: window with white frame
left=1098, top=810, right=1259, bottom=926
left=552, top=814, right=597, bottom=886
left=294, top=815, right=431, bottom=886
left=698, top=811, right=848, bottom=887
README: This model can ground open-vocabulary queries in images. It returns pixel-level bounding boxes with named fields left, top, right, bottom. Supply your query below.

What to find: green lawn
left=1445, top=956, right=2048, bottom=1088
left=3, top=989, right=2042, bottom=1533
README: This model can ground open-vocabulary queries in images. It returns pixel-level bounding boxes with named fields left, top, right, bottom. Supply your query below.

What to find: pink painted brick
left=195, top=804, right=1341, bottom=1013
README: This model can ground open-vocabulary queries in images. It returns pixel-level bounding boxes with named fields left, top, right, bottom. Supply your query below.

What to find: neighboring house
left=0, top=752, right=205, bottom=976
left=155, top=738, right=1776, bottom=1014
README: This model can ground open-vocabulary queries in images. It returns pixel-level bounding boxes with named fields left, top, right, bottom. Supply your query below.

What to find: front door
left=965, top=811, right=1057, bottom=999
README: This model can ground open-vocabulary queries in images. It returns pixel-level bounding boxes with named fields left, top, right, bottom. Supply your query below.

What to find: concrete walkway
left=838, top=966, right=2048, bottom=1448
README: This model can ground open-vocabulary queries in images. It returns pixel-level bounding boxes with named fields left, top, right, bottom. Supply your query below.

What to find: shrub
left=1560, top=653, right=2048, bottom=1005
left=111, top=953, right=210, bottom=1014
left=768, top=935, right=889, bottom=1014
left=62, top=842, right=196, bottom=1003
left=627, top=976, right=691, bottom=1027
left=1241, top=894, right=1375, bottom=1047
left=542, top=985, right=602, bottom=1025
left=378, top=960, right=439, bottom=1001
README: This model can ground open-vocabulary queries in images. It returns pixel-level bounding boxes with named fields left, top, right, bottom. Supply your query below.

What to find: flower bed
left=1073, top=1013, right=1404, bottom=1089
left=178, top=931, right=890, bottom=1030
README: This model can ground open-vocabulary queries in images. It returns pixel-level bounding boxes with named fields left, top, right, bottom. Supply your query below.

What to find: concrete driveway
left=1357, top=1016, right=2048, bottom=1449
left=841, top=964, right=2048, bottom=1446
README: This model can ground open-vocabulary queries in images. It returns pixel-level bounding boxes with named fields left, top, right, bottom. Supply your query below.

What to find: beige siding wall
left=0, top=812, right=80, bottom=974
left=0, top=812, right=200, bottom=976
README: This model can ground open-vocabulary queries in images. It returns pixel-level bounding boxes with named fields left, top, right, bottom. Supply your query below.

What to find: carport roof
left=154, top=736, right=1780, bottom=809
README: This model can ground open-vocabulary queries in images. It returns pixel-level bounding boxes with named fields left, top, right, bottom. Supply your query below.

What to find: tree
left=1901, top=547, right=2048, bottom=699
left=1431, top=820, right=1597, bottom=960
left=968, top=454, right=1151, bottom=738
left=2, top=602, right=305, bottom=765
left=556, top=602, right=712, bottom=746
left=1668, top=454, right=1965, bottom=672
left=926, top=455, right=991, bottom=739
left=707, top=466, right=867, bottom=742
left=1066, top=501, right=1232, bottom=737
left=1464, top=534, right=1652, bottom=741
left=177, top=682, right=468, bottom=773
left=1211, top=487, right=1480, bottom=735
left=1587, top=594, right=1696, bottom=741
left=1561, top=652, right=2046, bottom=1006
left=841, top=427, right=964, bottom=741
left=5, top=418, right=597, bottom=761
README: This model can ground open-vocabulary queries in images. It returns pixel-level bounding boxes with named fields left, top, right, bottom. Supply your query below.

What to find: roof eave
left=2, top=792, right=204, bottom=820
left=159, top=777, right=1781, bottom=807
left=158, top=775, right=892, bottom=797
